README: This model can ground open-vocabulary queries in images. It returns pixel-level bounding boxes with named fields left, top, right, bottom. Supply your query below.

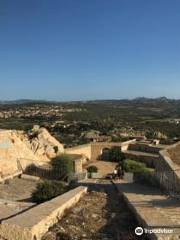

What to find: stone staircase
left=115, top=181, right=180, bottom=240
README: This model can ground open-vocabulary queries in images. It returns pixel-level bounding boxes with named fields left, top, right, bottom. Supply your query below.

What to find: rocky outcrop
left=0, top=126, right=64, bottom=179
left=27, top=126, right=64, bottom=161
left=0, top=130, right=39, bottom=178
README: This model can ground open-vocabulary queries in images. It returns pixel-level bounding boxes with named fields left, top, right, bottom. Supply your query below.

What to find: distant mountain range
left=0, top=97, right=179, bottom=105
left=0, top=99, right=49, bottom=105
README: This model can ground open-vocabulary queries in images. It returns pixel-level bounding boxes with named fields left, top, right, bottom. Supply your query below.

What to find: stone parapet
left=155, top=142, right=180, bottom=195
left=0, top=186, right=87, bottom=240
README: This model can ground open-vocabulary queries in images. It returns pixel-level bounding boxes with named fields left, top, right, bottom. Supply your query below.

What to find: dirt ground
left=87, top=161, right=117, bottom=177
left=43, top=180, right=142, bottom=240
left=0, top=177, right=38, bottom=201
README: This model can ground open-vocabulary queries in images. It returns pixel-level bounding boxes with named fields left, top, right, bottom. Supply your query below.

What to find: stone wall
left=0, top=186, right=87, bottom=240
left=128, top=143, right=162, bottom=154
left=124, top=151, right=159, bottom=168
left=91, top=140, right=136, bottom=161
left=155, top=142, right=180, bottom=195
left=65, top=144, right=92, bottom=163
left=74, top=157, right=83, bottom=173
left=65, top=140, right=136, bottom=163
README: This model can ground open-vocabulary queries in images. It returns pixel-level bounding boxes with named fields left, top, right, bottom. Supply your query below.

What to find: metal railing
left=17, top=158, right=87, bottom=182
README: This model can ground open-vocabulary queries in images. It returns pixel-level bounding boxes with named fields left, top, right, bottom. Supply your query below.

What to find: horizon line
left=0, top=96, right=179, bottom=103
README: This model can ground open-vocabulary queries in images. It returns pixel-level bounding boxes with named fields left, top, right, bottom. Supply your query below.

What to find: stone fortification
left=0, top=186, right=87, bottom=240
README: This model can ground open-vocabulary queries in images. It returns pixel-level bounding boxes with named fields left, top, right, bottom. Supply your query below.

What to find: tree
left=51, top=154, right=73, bottom=177
left=109, top=147, right=125, bottom=163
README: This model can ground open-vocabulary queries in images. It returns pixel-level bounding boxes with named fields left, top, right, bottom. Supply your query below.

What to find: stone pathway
left=0, top=201, right=34, bottom=222
left=43, top=180, right=142, bottom=240
left=0, top=177, right=37, bottom=221
left=0, top=178, right=38, bottom=201
left=115, top=180, right=180, bottom=240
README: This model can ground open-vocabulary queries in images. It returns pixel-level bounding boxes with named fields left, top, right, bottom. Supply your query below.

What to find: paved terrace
left=124, top=150, right=159, bottom=158
left=115, top=180, right=180, bottom=240
left=0, top=178, right=38, bottom=222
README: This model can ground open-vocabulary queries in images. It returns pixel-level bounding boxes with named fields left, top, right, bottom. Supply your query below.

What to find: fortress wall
left=0, top=186, right=87, bottom=240
left=156, top=142, right=180, bottom=194
left=124, top=152, right=159, bottom=168
left=121, top=139, right=136, bottom=151
left=91, top=139, right=136, bottom=161
left=128, top=143, right=162, bottom=154
left=65, top=144, right=92, bottom=162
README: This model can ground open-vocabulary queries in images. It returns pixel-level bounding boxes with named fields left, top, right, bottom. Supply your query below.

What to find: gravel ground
left=43, top=180, right=144, bottom=240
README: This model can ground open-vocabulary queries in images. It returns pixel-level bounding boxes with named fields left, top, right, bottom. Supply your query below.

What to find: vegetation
left=109, top=147, right=125, bottom=163
left=134, top=168, right=159, bottom=187
left=123, top=159, right=159, bottom=187
left=51, top=154, right=74, bottom=177
left=32, top=180, right=65, bottom=203
left=87, top=165, right=98, bottom=173
left=1, top=98, right=180, bottom=146
left=123, top=159, right=146, bottom=173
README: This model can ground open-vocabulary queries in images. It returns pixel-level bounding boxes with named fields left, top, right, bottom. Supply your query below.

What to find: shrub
left=123, top=159, right=146, bottom=173
left=87, top=165, right=98, bottom=173
left=51, top=154, right=73, bottom=177
left=123, top=159, right=159, bottom=187
left=32, top=180, right=65, bottom=203
left=134, top=168, right=159, bottom=187
left=109, top=147, right=125, bottom=163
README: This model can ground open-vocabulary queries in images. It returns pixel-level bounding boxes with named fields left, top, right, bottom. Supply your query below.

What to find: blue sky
left=0, top=0, right=180, bottom=100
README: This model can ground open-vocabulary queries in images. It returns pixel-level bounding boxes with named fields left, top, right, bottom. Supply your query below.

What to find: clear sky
left=0, top=0, right=180, bottom=101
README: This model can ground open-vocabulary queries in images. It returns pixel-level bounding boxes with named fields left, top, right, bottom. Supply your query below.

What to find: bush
left=87, top=165, right=98, bottom=173
left=32, top=180, right=65, bottom=203
left=134, top=168, right=159, bottom=187
left=123, top=159, right=146, bottom=173
left=109, top=147, right=125, bottom=163
left=51, top=154, right=73, bottom=177
left=123, top=159, right=159, bottom=187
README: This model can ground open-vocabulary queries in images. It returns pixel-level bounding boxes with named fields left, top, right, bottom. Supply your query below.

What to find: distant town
left=0, top=98, right=180, bottom=148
